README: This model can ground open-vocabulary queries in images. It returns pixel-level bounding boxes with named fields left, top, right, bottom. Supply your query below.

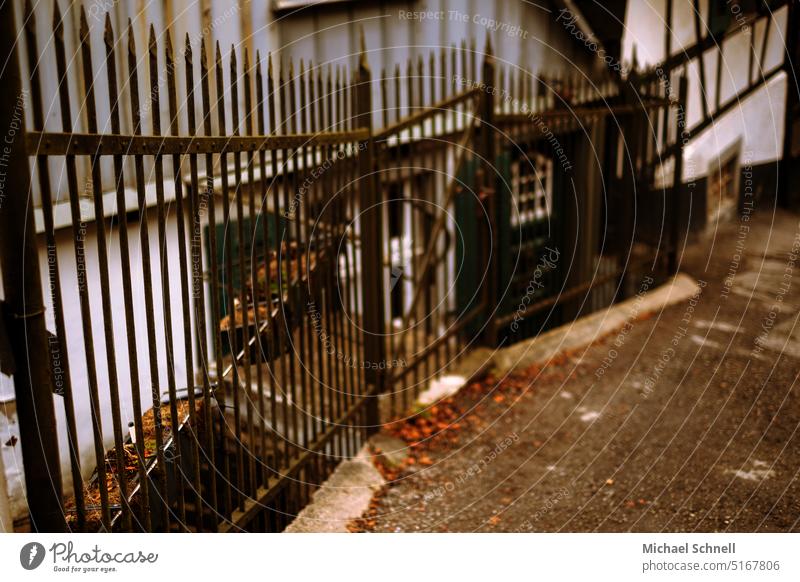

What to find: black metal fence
left=372, top=44, right=687, bottom=421
left=1, top=1, right=690, bottom=532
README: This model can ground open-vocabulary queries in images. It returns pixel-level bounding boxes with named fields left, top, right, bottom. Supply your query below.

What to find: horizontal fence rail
left=1, top=0, right=697, bottom=532
left=25, top=130, right=371, bottom=155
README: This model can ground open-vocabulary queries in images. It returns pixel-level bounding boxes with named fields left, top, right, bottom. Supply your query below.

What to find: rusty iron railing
left=1, top=0, right=695, bottom=532
left=6, top=0, right=380, bottom=532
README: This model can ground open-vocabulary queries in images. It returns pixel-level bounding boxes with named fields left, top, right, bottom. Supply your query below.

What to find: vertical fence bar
left=444, top=50, right=454, bottom=368
left=200, top=38, right=229, bottom=520
left=296, top=59, right=312, bottom=462
left=284, top=56, right=302, bottom=516
left=325, top=64, right=341, bottom=455
left=428, top=51, right=441, bottom=380
left=274, top=59, right=294, bottom=466
left=338, top=65, right=351, bottom=455
left=305, top=61, right=320, bottom=447
left=165, top=31, right=203, bottom=531
left=779, top=0, right=799, bottom=209
left=243, top=49, right=269, bottom=495
left=103, top=14, right=150, bottom=531
left=148, top=25, right=186, bottom=527
left=344, top=73, right=360, bottom=443
left=322, top=64, right=340, bottom=459
left=126, top=19, right=170, bottom=531
left=480, top=36, right=497, bottom=346
left=186, top=34, right=218, bottom=529
left=416, top=55, right=429, bottom=389
left=53, top=4, right=111, bottom=531
left=253, top=50, right=272, bottom=487
left=266, top=52, right=289, bottom=472
left=0, top=0, right=65, bottom=533
left=333, top=66, right=353, bottom=456
left=285, top=58, right=302, bottom=459
left=316, top=63, right=331, bottom=459
left=379, top=68, right=394, bottom=412
left=78, top=8, right=131, bottom=530
left=22, top=0, right=84, bottom=532
left=355, top=32, right=385, bottom=433
left=180, top=33, right=215, bottom=531
left=257, top=52, right=281, bottom=481
left=277, top=57, right=296, bottom=464
left=229, top=46, right=257, bottom=500
left=316, top=67, right=329, bottom=477
left=347, top=70, right=366, bottom=434
left=391, top=63, right=403, bottom=416
left=215, top=42, right=244, bottom=510
left=404, top=58, right=416, bottom=411
left=616, top=70, right=639, bottom=301
left=669, top=75, right=687, bottom=274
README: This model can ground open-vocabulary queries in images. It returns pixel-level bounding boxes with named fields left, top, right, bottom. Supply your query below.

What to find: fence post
left=0, top=0, right=66, bottom=532
left=616, top=62, right=641, bottom=301
left=779, top=0, right=800, bottom=209
left=355, top=31, right=386, bottom=434
left=479, top=35, right=498, bottom=346
left=669, top=75, right=688, bottom=274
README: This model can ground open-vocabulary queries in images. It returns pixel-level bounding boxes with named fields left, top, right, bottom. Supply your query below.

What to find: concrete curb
left=494, top=273, right=702, bottom=376
left=284, top=447, right=384, bottom=533
left=283, top=273, right=701, bottom=532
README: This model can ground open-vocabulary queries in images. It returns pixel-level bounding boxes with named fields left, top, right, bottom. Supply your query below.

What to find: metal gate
left=0, top=1, right=689, bottom=532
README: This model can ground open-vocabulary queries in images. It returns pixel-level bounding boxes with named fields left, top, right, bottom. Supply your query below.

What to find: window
left=511, top=154, right=553, bottom=226
left=706, top=144, right=741, bottom=223
left=273, top=0, right=354, bottom=12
